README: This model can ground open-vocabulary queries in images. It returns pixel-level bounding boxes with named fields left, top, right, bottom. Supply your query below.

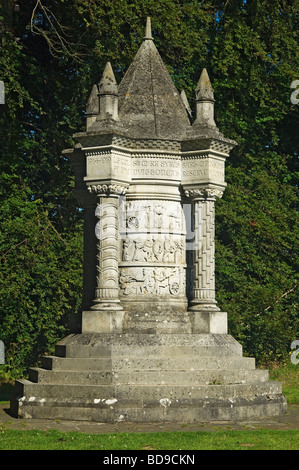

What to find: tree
left=209, top=0, right=299, bottom=363
left=0, top=0, right=85, bottom=376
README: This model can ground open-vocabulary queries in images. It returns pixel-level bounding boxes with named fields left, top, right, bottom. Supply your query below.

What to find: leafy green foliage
left=0, top=181, right=83, bottom=376
left=0, top=0, right=298, bottom=375
left=216, top=152, right=298, bottom=362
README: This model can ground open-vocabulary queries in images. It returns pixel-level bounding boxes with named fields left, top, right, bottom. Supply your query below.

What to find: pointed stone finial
left=99, top=62, right=118, bottom=96
left=86, top=84, right=99, bottom=114
left=194, top=68, right=216, bottom=127
left=86, top=84, right=99, bottom=130
left=144, top=17, right=153, bottom=40
left=196, top=68, right=215, bottom=102
left=98, top=62, right=119, bottom=121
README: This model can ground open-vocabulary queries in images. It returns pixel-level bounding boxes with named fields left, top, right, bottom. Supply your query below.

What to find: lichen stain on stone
left=159, top=398, right=171, bottom=407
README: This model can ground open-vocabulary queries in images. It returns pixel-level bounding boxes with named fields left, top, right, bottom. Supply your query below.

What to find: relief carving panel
left=119, top=199, right=186, bottom=298
left=119, top=199, right=185, bottom=234
left=122, top=237, right=185, bottom=264
left=119, top=267, right=185, bottom=297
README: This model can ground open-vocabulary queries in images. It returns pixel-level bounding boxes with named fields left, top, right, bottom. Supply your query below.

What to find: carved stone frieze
left=121, top=237, right=185, bottom=264
left=119, top=266, right=185, bottom=297
left=118, top=198, right=187, bottom=299
left=120, top=199, right=185, bottom=234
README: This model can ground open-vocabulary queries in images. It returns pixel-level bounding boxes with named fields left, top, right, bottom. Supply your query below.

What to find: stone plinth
left=10, top=333, right=286, bottom=422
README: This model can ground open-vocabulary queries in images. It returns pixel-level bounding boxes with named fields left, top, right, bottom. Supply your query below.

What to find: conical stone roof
left=118, top=21, right=191, bottom=140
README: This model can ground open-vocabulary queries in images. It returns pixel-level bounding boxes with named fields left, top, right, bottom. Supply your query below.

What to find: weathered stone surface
left=53, top=333, right=244, bottom=358
left=10, top=332, right=287, bottom=422
left=11, top=377, right=286, bottom=423
left=10, top=328, right=287, bottom=422
left=117, top=39, right=190, bottom=140
left=28, top=366, right=269, bottom=386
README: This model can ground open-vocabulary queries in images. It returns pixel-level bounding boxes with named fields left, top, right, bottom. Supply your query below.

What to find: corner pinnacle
left=98, top=62, right=118, bottom=96
left=86, top=84, right=99, bottom=116
left=195, top=68, right=214, bottom=102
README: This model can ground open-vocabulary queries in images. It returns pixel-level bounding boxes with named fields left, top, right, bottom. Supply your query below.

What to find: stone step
left=10, top=331, right=286, bottom=424
left=12, top=378, right=282, bottom=401
left=41, top=355, right=255, bottom=372
left=29, top=367, right=268, bottom=386
left=42, top=356, right=112, bottom=371
left=11, top=384, right=286, bottom=423
left=55, top=333, right=243, bottom=358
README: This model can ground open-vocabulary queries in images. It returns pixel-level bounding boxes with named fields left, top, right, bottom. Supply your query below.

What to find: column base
left=189, top=310, right=227, bottom=334
left=188, top=300, right=220, bottom=312
left=90, top=300, right=123, bottom=311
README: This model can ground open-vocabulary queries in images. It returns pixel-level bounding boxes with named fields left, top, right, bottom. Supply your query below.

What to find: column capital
left=87, top=183, right=128, bottom=196
left=184, top=187, right=224, bottom=200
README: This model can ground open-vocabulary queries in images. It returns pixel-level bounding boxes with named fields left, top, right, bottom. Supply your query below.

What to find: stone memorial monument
left=10, top=18, right=287, bottom=422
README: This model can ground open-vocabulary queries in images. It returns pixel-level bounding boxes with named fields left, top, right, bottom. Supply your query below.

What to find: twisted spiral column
left=88, top=184, right=127, bottom=311
left=185, top=188, right=224, bottom=312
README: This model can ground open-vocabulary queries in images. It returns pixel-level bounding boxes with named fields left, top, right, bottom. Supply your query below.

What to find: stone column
left=81, top=183, right=127, bottom=333
left=92, top=193, right=122, bottom=310
left=185, top=188, right=227, bottom=334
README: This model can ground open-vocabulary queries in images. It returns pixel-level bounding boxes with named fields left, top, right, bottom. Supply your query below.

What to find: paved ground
left=0, top=403, right=298, bottom=434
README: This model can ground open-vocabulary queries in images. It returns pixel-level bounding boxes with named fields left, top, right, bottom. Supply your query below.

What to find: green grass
left=0, top=428, right=298, bottom=450
left=269, top=362, right=299, bottom=404
left=0, top=361, right=298, bottom=450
